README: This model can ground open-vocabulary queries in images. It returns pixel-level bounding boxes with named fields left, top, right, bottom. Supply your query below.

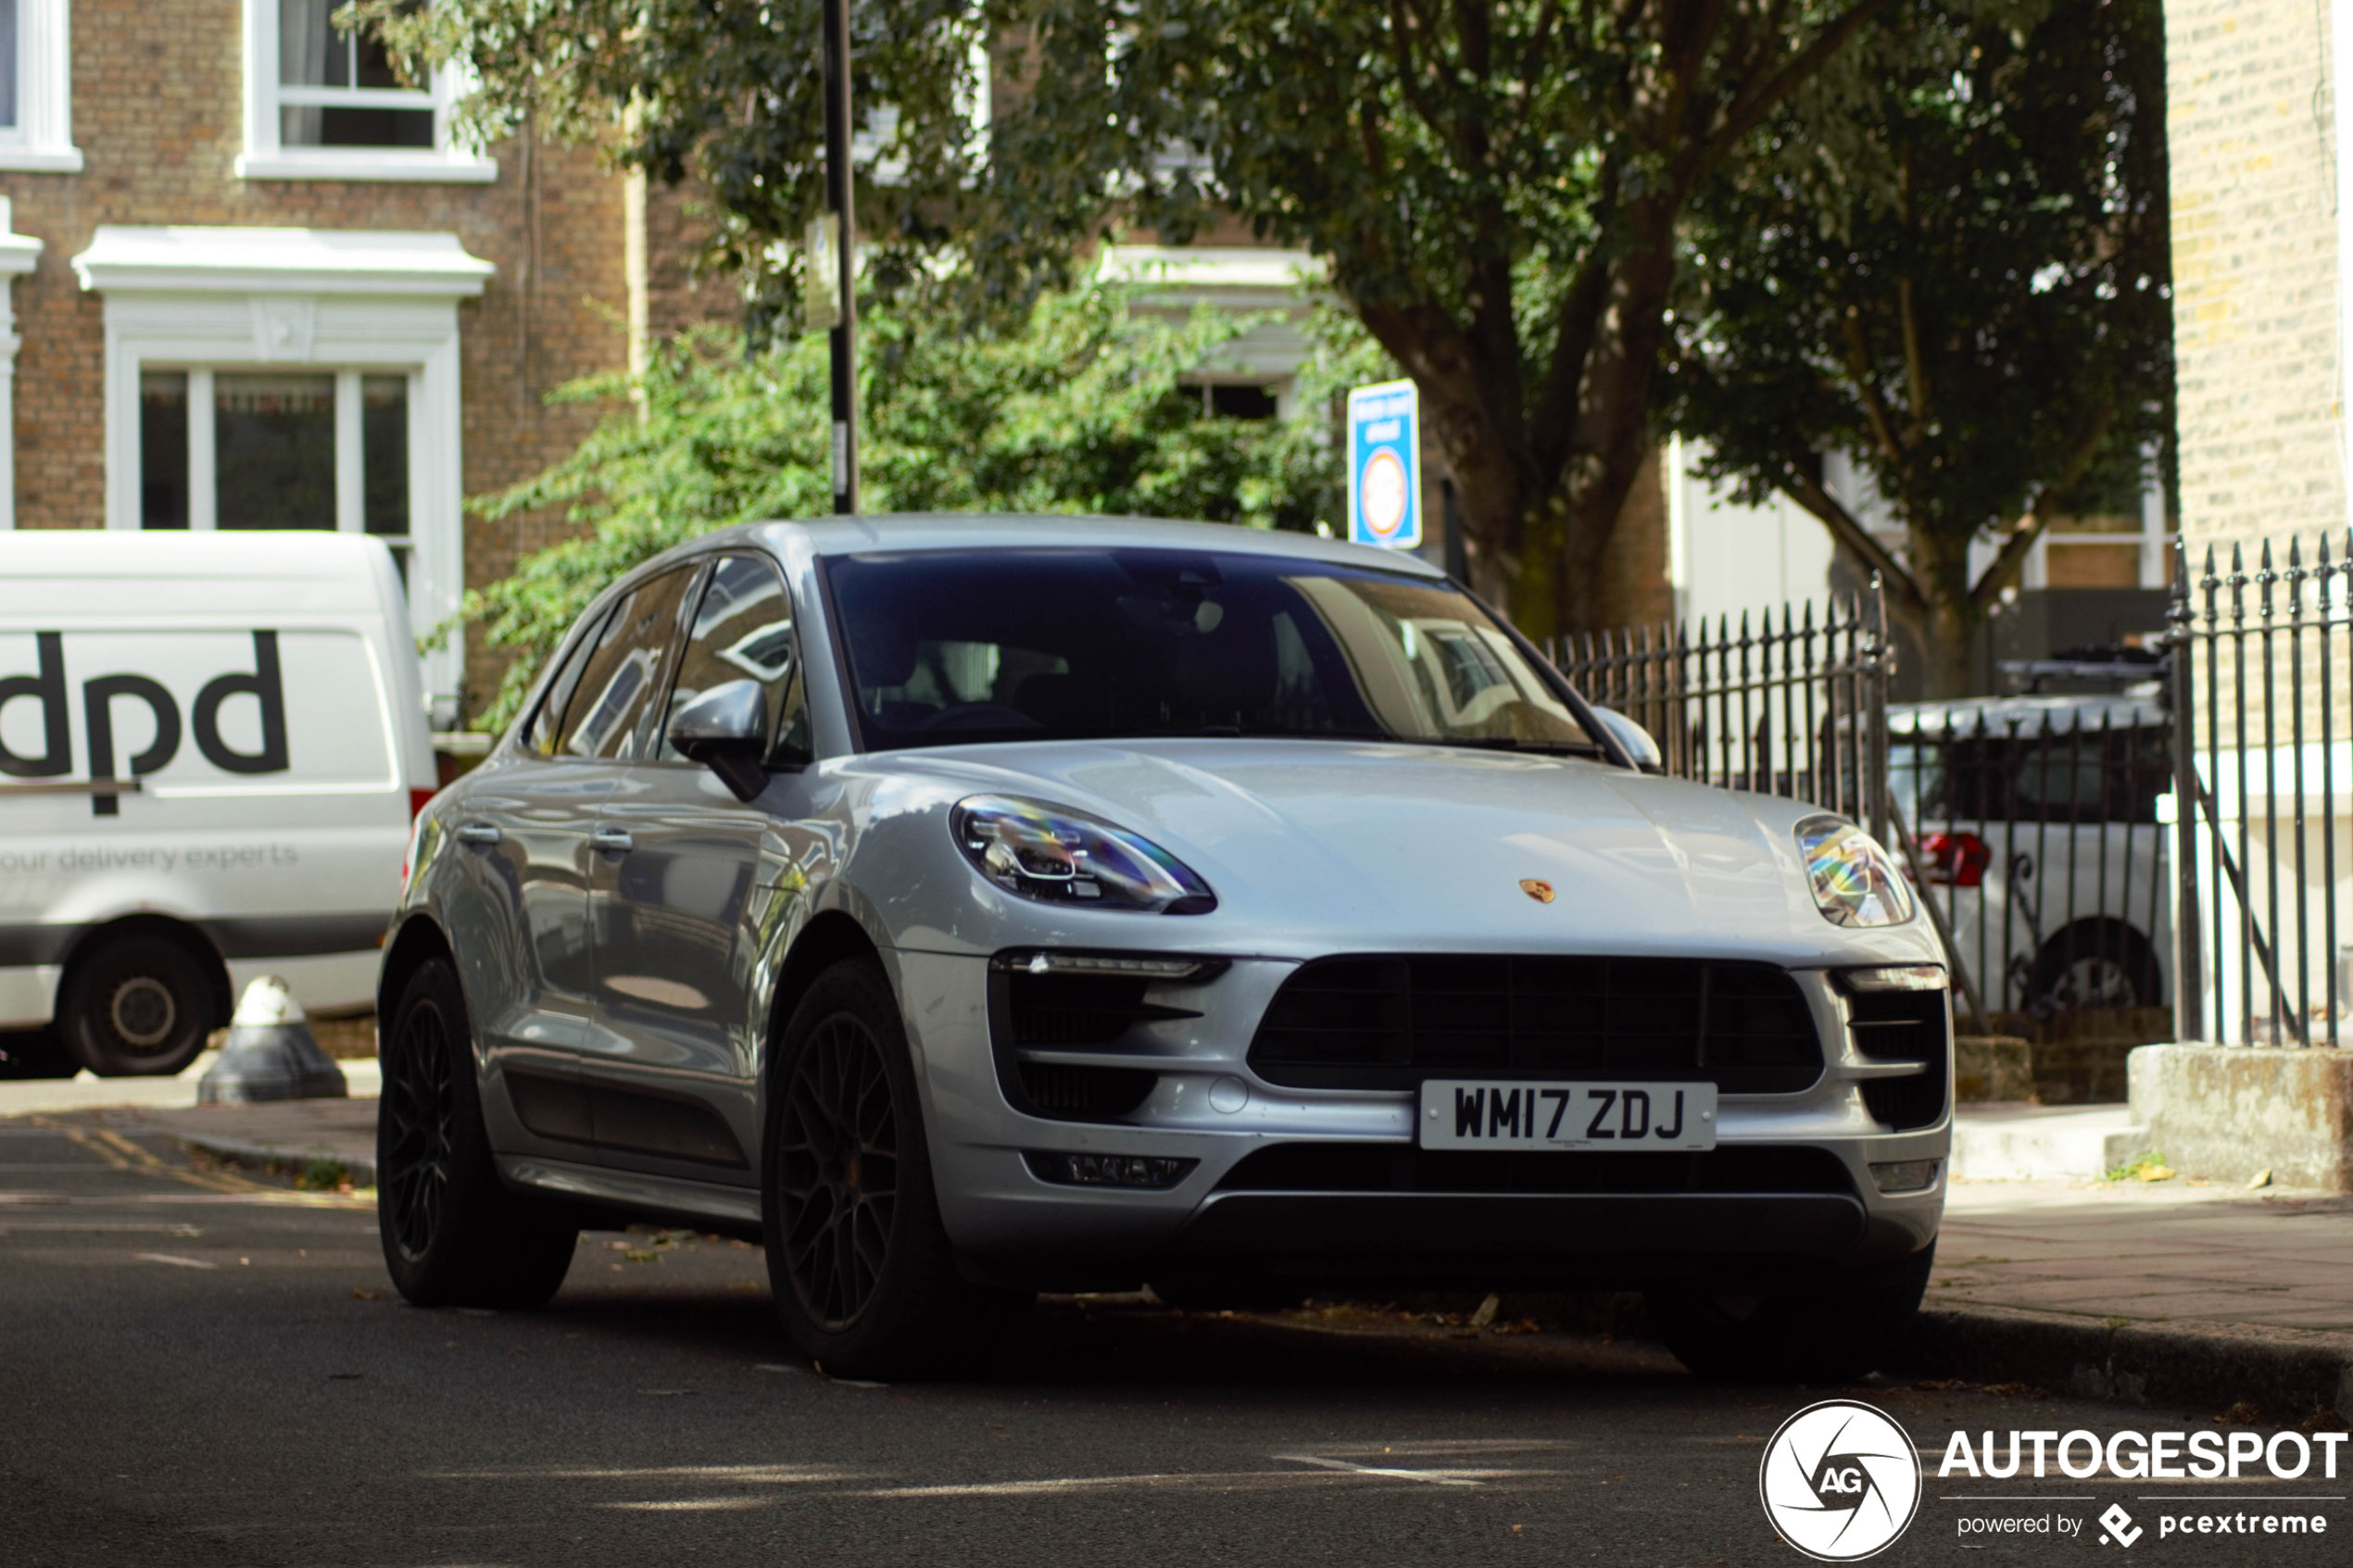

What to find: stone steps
left=1950, top=1102, right=2151, bottom=1181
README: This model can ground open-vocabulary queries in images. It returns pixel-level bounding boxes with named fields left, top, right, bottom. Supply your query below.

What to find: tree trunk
left=1354, top=202, right=1680, bottom=643
left=1897, top=530, right=1983, bottom=701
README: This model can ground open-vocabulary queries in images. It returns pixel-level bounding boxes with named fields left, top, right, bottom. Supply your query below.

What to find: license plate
left=1417, top=1080, right=1718, bottom=1151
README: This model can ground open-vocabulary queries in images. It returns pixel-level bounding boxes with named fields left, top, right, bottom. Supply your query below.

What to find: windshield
left=824, top=546, right=1597, bottom=754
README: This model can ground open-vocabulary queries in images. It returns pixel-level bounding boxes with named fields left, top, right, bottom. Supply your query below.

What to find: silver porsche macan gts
left=377, top=515, right=1951, bottom=1380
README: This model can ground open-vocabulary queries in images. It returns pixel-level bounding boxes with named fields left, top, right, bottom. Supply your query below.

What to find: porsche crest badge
left=1519, top=879, right=1555, bottom=904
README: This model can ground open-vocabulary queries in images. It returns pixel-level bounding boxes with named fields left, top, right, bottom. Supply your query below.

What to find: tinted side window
left=660, top=554, right=810, bottom=763
left=555, top=567, right=698, bottom=760
left=521, top=603, right=616, bottom=756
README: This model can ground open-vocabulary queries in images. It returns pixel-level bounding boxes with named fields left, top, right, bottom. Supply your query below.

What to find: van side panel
left=0, top=534, right=418, bottom=1022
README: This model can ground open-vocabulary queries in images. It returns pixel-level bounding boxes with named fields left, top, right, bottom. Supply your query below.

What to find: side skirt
left=497, top=1153, right=764, bottom=1241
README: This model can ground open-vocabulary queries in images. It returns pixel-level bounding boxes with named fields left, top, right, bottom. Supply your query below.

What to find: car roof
left=1886, top=690, right=2167, bottom=735
left=728, top=512, right=1452, bottom=579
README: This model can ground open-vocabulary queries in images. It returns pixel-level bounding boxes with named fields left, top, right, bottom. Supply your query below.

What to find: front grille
left=1215, top=1142, right=1855, bottom=1196
left=1850, top=989, right=1950, bottom=1130
left=1248, top=956, right=1822, bottom=1094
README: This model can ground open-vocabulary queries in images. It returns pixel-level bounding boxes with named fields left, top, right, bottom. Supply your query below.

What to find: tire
left=59, top=935, right=214, bottom=1077
left=1646, top=1247, right=1934, bottom=1384
left=762, top=958, right=1030, bottom=1379
left=2024, top=919, right=2161, bottom=1012
left=0, top=1027, right=76, bottom=1081
left=377, top=957, right=577, bottom=1310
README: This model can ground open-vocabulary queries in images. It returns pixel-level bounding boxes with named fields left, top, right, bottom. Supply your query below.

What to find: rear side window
left=659, top=554, right=810, bottom=763
left=521, top=604, right=614, bottom=756
left=554, top=567, right=698, bottom=760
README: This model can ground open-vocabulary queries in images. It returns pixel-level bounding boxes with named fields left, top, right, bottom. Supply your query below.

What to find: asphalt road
left=2, top=1111, right=2342, bottom=1568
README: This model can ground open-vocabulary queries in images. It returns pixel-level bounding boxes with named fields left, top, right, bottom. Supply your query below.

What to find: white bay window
left=74, top=226, right=495, bottom=723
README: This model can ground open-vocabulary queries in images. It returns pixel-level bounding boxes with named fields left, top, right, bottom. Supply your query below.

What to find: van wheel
left=377, top=957, right=577, bottom=1310
left=1646, top=1248, right=1934, bottom=1383
left=2025, top=919, right=2161, bottom=1013
left=763, top=958, right=1031, bottom=1379
left=60, top=935, right=213, bottom=1077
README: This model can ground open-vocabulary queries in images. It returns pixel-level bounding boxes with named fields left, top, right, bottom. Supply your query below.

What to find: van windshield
left=823, top=546, right=1598, bottom=755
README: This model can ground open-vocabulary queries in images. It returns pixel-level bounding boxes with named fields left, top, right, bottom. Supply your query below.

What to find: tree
left=459, top=279, right=1366, bottom=727
left=353, top=0, right=1897, bottom=642
left=1657, top=0, right=2173, bottom=697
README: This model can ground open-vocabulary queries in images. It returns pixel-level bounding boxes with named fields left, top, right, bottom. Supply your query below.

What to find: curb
left=174, top=1129, right=377, bottom=1188
left=1898, top=1304, right=2353, bottom=1421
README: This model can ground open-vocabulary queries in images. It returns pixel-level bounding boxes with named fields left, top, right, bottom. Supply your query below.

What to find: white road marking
left=0, top=1222, right=200, bottom=1235
left=1275, top=1454, right=1516, bottom=1486
left=424, top=1464, right=865, bottom=1485
left=134, top=1252, right=218, bottom=1270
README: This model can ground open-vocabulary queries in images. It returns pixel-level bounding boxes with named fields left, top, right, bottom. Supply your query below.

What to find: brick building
left=0, top=0, right=655, bottom=723
left=2163, top=0, right=2347, bottom=556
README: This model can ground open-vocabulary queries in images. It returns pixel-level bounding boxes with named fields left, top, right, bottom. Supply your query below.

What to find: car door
left=439, top=598, right=619, bottom=1138
left=459, top=564, right=701, bottom=1155
left=584, top=552, right=814, bottom=1183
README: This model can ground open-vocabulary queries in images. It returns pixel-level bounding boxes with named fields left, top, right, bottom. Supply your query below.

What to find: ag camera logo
left=1759, top=1399, right=1922, bottom=1561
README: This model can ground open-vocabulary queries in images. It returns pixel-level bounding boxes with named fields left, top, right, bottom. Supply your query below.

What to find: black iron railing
left=2170, top=534, right=2348, bottom=1047
left=1548, top=589, right=1893, bottom=841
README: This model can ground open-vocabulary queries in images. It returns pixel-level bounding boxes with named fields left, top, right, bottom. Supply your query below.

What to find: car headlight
left=1795, top=815, right=1914, bottom=928
left=950, top=796, right=1217, bottom=915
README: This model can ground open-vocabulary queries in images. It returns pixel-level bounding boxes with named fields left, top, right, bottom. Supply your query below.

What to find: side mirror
left=666, top=679, right=770, bottom=801
left=1589, top=706, right=1665, bottom=774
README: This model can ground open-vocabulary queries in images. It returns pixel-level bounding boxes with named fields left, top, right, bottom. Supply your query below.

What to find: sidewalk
left=1906, top=1172, right=2353, bottom=1418
left=0, top=1050, right=380, bottom=1119
left=0, top=1050, right=383, bottom=1183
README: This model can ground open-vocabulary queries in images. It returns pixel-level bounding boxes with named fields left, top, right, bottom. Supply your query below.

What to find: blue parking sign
left=1347, top=379, right=1421, bottom=549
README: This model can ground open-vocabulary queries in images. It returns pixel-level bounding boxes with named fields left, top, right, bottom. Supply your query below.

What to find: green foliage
left=344, top=0, right=1897, bottom=634
left=1659, top=0, right=2173, bottom=683
left=461, top=279, right=1381, bottom=728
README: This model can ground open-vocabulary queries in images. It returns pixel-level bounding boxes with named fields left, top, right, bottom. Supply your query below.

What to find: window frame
left=238, top=0, right=496, bottom=183
left=0, top=0, right=81, bottom=173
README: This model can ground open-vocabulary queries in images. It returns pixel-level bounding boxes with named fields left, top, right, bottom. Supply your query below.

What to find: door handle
left=455, top=822, right=502, bottom=847
left=591, top=827, right=635, bottom=854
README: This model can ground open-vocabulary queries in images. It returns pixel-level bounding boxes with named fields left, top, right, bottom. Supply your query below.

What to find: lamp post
left=822, top=0, right=859, bottom=513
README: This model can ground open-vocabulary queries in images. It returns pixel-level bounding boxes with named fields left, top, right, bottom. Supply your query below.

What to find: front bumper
left=891, top=947, right=1949, bottom=1293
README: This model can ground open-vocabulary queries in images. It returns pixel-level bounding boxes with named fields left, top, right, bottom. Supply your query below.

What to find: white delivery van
left=0, top=533, right=436, bottom=1076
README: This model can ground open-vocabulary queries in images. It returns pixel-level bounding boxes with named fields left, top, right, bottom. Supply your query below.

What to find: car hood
left=879, top=738, right=1884, bottom=960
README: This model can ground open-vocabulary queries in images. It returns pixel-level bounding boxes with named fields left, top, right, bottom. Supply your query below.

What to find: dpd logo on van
left=1758, top=1399, right=1921, bottom=1562
left=0, top=631, right=289, bottom=815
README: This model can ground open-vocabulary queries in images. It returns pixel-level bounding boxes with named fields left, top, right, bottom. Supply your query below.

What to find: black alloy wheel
left=381, top=981, right=458, bottom=1267
left=375, top=957, right=577, bottom=1310
left=762, top=958, right=1030, bottom=1379
left=777, top=1008, right=902, bottom=1328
